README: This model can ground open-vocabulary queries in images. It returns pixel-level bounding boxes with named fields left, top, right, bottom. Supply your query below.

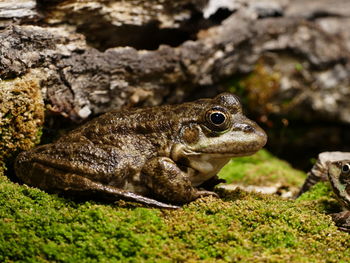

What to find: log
left=1, top=1, right=349, bottom=123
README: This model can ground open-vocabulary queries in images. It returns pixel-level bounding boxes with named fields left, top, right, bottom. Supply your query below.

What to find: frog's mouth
left=190, top=129, right=267, bottom=156
left=181, top=148, right=259, bottom=158
left=172, top=139, right=266, bottom=164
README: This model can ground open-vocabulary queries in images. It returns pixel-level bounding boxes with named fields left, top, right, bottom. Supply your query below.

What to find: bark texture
left=1, top=0, right=350, bottom=166
left=1, top=0, right=349, bottom=122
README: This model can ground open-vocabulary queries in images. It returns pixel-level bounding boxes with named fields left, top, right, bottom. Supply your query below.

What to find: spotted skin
left=327, top=160, right=350, bottom=232
left=15, top=93, right=267, bottom=208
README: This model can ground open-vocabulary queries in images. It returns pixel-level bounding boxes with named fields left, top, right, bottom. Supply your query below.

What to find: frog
left=297, top=151, right=350, bottom=232
left=297, top=152, right=350, bottom=197
left=15, top=93, right=267, bottom=209
left=328, top=160, right=350, bottom=232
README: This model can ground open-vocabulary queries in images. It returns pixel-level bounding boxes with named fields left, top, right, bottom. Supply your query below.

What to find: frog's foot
left=142, top=157, right=219, bottom=204
left=113, top=190, right=181, bottom=209
left=199, top=175, right=226, bottom=191
left=330, top=211, right=350, bottom=233
left=195, top=190, right=219, bottom=199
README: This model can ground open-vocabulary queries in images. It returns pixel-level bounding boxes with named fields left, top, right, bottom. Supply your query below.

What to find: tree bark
left=1, top=0, right=349, bottom=124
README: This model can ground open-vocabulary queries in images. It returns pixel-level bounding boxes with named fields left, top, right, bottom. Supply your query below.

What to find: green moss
left=218, top=149, right=306, bottom=187
left=296, top=182, right=342, bottom=214
left=294, top=63, right=303, bottom=72
left=226, top=74, right=249, bottom=104
left=226, top=61, right=282, bottom=116
left=297, top=182, right=333, bottom=202
left=1, top=165, right=349, bottom=262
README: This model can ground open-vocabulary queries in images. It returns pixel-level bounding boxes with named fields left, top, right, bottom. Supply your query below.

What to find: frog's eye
left=205, top=107, right=231, bottom=132
left=210, top=112, right=226, bottom=125
left=342, top=164, right=350, bottom=174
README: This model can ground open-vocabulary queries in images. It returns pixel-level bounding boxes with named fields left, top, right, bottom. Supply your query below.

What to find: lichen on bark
left=0, top=72, right=44, bottom=167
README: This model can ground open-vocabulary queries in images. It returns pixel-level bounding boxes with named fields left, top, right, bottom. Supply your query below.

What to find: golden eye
left=342, top=164, right=350, bottom=174
left=210, top=112, right=226, bottom=125
left=205, top=107, right=231, bottom=132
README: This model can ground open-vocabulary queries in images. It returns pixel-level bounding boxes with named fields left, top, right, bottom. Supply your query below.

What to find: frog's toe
left=330, top=211, right=350, bottom=233
left=196, top=190, right=219, bottom=198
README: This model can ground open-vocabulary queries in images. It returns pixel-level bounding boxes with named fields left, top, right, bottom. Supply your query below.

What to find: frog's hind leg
left=17, top=161, right=180, bottom=209
left=141, top=157, right=219, bottom=204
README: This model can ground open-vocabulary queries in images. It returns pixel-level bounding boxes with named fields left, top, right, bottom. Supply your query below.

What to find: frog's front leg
left=331, top=211, right=350, bottom=233
left=141, top=157, right=219, bottom=204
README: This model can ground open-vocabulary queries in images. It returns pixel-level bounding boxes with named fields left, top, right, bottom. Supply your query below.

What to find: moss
left=296, top=182, right=342, bottom=214
left=297, top=182, right=334, bottom=202
left=1, top=153, right=350, bottom=262
left=0, top=164, right=4, bottom=178
left=0, top=74, right=44, bottom=164
left=241, top=62, right=281, bottom=114
left=226, top=74, right=249, bottom=104
left=218, top=149, right=306, bottom=188
left=0, top=172, right=349, bottom=262
left=226, top=60, right=282, bottom=117
left=294, top=63, right=304, bottom=72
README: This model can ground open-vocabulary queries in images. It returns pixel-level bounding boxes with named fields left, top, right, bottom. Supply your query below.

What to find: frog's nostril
left=243, top=124, right=254, bottom=132
left=233, top=123, right=255, bottom=132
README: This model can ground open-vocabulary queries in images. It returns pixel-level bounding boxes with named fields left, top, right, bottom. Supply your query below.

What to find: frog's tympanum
left=15, top=93, right=267, bottom=209
left=328, top=160, right=350, bottom=232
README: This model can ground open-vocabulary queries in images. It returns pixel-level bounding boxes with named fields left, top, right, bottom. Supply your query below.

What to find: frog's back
left=60, top=101, right=209, bottom=152
left=14, top=103, right=194, bottom=189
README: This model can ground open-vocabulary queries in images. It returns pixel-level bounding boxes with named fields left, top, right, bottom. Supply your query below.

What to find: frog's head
left=171, top=93, right=267, bottom=175
left=328, top=160, right=350, bottom=209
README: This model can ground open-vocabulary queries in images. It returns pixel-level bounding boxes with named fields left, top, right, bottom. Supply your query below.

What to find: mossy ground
left=218, top=149, right=305, bottom=187
left=1, top=150, right=350, bottom=262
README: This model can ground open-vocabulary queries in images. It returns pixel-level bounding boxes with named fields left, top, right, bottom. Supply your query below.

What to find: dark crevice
left=265, top=120, right=350, bottom=171
left=76, top=6, right=234, bottom=51
left=4, top=161, right=20, bottom=184
left=307, top=11, right=344, bottom=20
left=256, top=9, right=283, bottom=19
left=207, top=8, right=233, bottom=23
left=80, top=21, right=193, bottom=51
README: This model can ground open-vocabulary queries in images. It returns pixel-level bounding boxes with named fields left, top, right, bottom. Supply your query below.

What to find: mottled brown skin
left=328, top=160, right=350, bottom=232
left=15, top=93, right=267, bottom=208
left=297, top=152, right=350, bottom=197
